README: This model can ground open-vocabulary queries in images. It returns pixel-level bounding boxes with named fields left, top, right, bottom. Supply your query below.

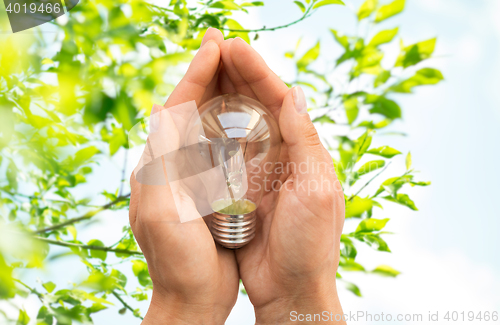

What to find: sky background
left=2, top=0, right=500, bottom=324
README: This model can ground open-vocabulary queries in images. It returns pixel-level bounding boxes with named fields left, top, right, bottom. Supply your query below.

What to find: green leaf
left=355, top=47, right=384, bottom=74
left=132, top=260, right=152, bottom=287
left=36, top=306, right=53, bottom=325
left=131, top=290, right=148, bottom=301
left=0, top=256, right=19, bottom=297
left=375, top=175, right=413, bottom=196
left=357, top=160, right=385, bottom=176
left=225, top=19, right=250, bottom=43
left=195, top=14, right=221, bottom=29
left=109, top=127, right=127, bottom=156
left=330, top=29, right=349, bottom=49
left=344, top=97, right=359, bottom=124
left=411, top=180, right=431, bottom=187
left=346, top=197, right=374, bottom=218
left=294, top=1, right=306, bottom=12
left=383, top=193, right=418, bottom=210
left=87, top=239, right=107, bottom=261
left=16, top=309, right=30, bottom=325
left=41, top=58, right=54, bottom=65
left=340, top=258, right=365, bottom=271
left=296, top=41, right=320, bottom=71
left=68, top=225, right=77, bottom=241
left=366, top=96, right=402, bottom=119
left=359, top=233, right=391, bottom=251
left=115, top=238, right=138, bottom=258
left=6, top=161, right=18, bottom=191
left=296, top=80, right=318, bottom=91
left=355, top=131, right=373, bottom=158
left=357, top=0, right=378, bottom=20
left=111, top=269, right=127, bottom=290
left=89, top=303, right=108, bottom=313
left=341, top=235, right=357, bottom=258
left=345, top=282, right=362, bottom=297
left=210, top=1, right=240, bottom=10
left=112, top=91, right=138, bottom=131
left=356, top=218, right=389, bottom=233
left=367, top=146, right=401, bottom=158
left=374, top=70, right=391, bottom=87
left=313, top=0, right=345, bottom=9
left=73, top=146, right=100, bottom=167
left=390, top=68, right=444, bottom=93
left=396, top=38, right=437, bottom=68
left=313, top=115, right=336, bottom=124
left=368, top=27, right=399, bottom=47
left=372, top=265, right=401, bottom=277
left=406, top=152, right=412, bottom=170
left=241, top=1, right=264, bottom=6
left=43, top=281, right=56, bottom=293
left=375, top=0, right=405, bottom=23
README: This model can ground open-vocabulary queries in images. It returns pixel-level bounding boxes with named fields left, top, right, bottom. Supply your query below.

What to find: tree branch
left=348, top=161, right=392, bottom=201
left=221, top=6, right=315, bottom=33
left=34, top=236, right=143, bottom=256
left=33, top=194, right=130, bottom=234
left=112, top=291, right=144, bottom=320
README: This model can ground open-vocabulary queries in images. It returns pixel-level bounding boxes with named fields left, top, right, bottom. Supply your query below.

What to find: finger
left=220, top=38, right=257, bottom=99
left=229, top=37, right=289, bottom=117
left=200, top=61, right=222, bottom=104
left=201, top=27, right=224, bottom=47
left=279, top=86, right=336, bottom=195
left=219, top=63, right=237, bottom=94
left=199, top=28, right=225, bottom=102
left=164, top=40, right=221, bottom=108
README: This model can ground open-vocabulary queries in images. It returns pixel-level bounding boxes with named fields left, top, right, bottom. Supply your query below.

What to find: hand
left=218, top=36, right=347, bottom=324
left=129, top=29, right=239, bottom=325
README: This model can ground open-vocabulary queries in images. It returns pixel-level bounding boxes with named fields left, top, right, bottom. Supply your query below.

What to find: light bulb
left=185, top=94, right=282, bottom=249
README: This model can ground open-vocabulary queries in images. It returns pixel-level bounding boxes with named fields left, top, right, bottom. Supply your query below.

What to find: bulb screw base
left=210, top=211, right=256, bottom=249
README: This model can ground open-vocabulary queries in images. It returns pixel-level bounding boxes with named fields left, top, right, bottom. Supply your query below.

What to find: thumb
left=279, top=86, right=334, bottom=194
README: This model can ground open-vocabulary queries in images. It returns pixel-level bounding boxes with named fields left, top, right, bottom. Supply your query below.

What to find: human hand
left=129, top=29, right=239, bottom=325
left=218, top=36, right=347, bottom=324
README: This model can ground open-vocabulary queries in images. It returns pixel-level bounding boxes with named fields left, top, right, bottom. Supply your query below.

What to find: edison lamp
left=185, top=94, right=282, bottom=249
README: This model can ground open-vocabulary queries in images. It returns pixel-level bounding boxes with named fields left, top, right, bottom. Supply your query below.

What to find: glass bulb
left=185, top=93, right=282, bottom=249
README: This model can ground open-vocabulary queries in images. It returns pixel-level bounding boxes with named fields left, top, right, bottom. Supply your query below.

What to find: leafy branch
left=34, top=237, right=143, bottom=256
left=33, top=194, right=131, bottom=234
left=220, top=4, right=315, bottom=33
left=348, top=161, right=392, bottom=201
left=13, top=279, right=43, bottom=301
left=112, top=291, right=144, bottom=320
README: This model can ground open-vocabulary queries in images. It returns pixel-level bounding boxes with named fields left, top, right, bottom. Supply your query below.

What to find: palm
left=130, top=29, right=241, bottom=315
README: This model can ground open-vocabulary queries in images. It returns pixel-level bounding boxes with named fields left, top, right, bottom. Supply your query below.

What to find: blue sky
left=1, top=0, right=499, bottom=324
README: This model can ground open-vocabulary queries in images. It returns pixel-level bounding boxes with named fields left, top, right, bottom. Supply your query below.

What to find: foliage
left=0, top=0, right=441, bottom=322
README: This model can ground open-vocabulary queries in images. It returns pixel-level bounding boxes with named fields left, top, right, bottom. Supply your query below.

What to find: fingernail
left=204, top=39, right=215, bottom=47
left=234, top=37, right=247, bottom=44
left=151, top=103, right=161, bottom=115
left=292, top=86, right=307, bottom=114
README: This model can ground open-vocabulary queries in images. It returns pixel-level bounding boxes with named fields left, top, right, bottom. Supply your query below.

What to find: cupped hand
left=129, top=29, right=239, bottom=325
left=218, top=35, right=347, bottom=324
